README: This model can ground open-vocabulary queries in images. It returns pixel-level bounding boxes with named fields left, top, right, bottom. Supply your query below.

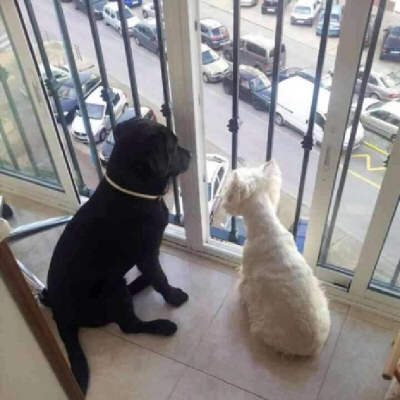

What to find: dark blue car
left=223, top=65, right=271, bottom=111
left=381, top=26, right=400, bottom=61
left=74, top=0, right=107, bottom=19
left=108, top=0, right=142, bottom=7
left=53, top=71, right=101, bottom=123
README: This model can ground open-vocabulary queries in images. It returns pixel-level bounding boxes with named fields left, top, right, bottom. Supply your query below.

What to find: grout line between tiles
left=102, top=327, right=270, bottom=400
left=315, top=306, right=350, bottom=400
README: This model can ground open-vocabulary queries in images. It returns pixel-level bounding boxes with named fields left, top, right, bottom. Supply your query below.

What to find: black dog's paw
left=164, top=287, right=189, bottom=307
left=143, top=319, right=177, bottom=336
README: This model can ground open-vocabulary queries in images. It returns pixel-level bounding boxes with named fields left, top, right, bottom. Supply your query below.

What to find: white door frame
left=0, top=0, right=79, bottom=212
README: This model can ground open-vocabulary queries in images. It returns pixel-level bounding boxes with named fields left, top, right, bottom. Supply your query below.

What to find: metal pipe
left=9, top=215, right=72, bottom=242
left=0, top=117, right=20, bottom=170
left=52, top=0, right=103, bottom=181
left=16, top=259, right=46, bottom=292
left=84, top=0, right=117, bottom=135
left=320, top=0, right=384, bottom=261
left=23, top=0, right=87, bottom=194
left=152, top=0, right=182, bottom=224
left=0, top=66, right=39, bottom=176
left=292, top=0, right=333, bottom=240
left=227, top=0, right=241, bottom=243
left=265, top=0, right=284, bottom=162
left=116, top=0, right=141, bottom=117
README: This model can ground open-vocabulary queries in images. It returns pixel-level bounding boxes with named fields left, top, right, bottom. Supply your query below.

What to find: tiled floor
left=4, top=193, right=397, bottom=400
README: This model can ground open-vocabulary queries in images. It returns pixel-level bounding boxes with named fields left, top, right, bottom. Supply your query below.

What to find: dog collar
left=104, top=172, right=163, bottom=200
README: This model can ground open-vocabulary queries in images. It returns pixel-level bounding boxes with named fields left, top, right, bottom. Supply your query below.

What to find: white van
left=274, top=76, right=364, bottom=150
left=103, top=2, right=140, bottom=35
left=290, top=0, right=321, bottom=25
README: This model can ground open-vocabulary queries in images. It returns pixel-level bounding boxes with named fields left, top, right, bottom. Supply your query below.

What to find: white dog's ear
left=261, top=160, right=282, bottom=212
left=222, top=170, right=246, bottom=215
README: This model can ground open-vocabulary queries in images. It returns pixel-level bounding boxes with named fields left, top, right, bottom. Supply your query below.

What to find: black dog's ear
left=114, top=118, right=141, bottom=143
left=146, top=130, right=174, bottom=178
left=113, top=121, right=125, bottom=143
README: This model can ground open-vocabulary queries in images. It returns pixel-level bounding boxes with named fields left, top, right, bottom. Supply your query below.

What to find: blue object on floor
left=294, top=218, right=308, bottom=253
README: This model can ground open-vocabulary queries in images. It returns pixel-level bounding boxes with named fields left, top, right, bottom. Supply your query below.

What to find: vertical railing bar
left=320, top=0, right=385, bottom=262
left=227, top=0, right=241, bottom=242
left=52, top=0, right=103, bottom=181
left=84, top=0, right=117, bottom=135
left=292, top=0, right=333, bottom=239
left=265, top=0, right=284, bottom=162
left=0, top=66, right=39, bottom=176
left=0, top=118, right=20, bottom=170
left=116, top=0, right=141, bottom=118
left=153, top=0, right=182, bottom=224
left=390, top=258, right=400, bottom=288
left=23, top=0, right=87, bottom=193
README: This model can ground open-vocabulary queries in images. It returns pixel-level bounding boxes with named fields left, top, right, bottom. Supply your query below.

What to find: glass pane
left=0, top=10, right=60, bottom=187
left=371, top=201, right=400, bottom=293
left=319, top=10, right=395, bottom=273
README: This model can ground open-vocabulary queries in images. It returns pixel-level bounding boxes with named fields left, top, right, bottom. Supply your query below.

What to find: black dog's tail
left=57, top=322, right=90, bottom=396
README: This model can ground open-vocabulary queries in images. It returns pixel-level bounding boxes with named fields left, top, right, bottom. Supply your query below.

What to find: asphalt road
left=20, top=0, right=399, bottom=273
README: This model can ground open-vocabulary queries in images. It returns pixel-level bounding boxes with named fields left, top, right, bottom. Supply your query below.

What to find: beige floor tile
left=79, top=329, right=185, bottom=400
left=105, top=250, right=235, bottom=363
left=191, top=288, right=348, bottom=400
left=348, top=305, right=400, bottom=331
left=317, top=315, right=392, bottom=400
left=170, top=367, right=263, bottom=400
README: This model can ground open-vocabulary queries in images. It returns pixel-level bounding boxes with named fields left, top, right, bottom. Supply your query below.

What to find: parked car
left=274, top=76, right=364, bottom=149
left=200, top=18, right=230, bottom=50
left=52, top=71, right=101, bottom=123
left=103, top=2, right=140, bottom=35
left=223, top=65, right=271, bottom=111
left=108, top=0, right=142, bottom=7
left=222, top=34, right=286, bottom=76
left=72, top=87, right=128, bottom=143
left=240, top=0, right=258, bottom=6
left=380, top=26, right=400, bottom=61
left=315, top=4, right=342, bottom=37
left=201, top=44, right=230, bottom=83
left=173, top=154, right=229, bottom=222
left=38, top=64, right=70, bottom=90
left=261, top=0, right=291, bottom=14
left=99, top=106, right=156, bottom=164
left=284, top=67, right=332, bottom=89
left=142, top=2, right=155, bottom=18
left=290, top=0, right=321, bottom=26
left=355, top=69, right=400, bottom=101
left=360, top=101, right=400, bottom=142
left=132, top=18, right=159, bottom=53
left=74, top=0, right=106, bottom=19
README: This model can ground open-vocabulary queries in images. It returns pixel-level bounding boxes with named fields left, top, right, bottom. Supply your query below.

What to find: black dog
left=41, top=119, right=191, bottom=395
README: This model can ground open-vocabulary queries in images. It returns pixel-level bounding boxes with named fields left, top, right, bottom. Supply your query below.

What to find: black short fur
left=43, top=119, right=191, bottom=395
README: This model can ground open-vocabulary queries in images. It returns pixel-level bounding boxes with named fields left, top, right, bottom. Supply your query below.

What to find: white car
left=360, top=101, right=400, bottom=142
left=291, top=0, right=321, bottom=25
left=173, top=154, right=229, bottom=222
left=201, top=44, right=230, bottom=83
left=275, top=76, right=364, bottom=149
left=72, top=86, right=128, bottom=143
left=103, top=2, right=140, bottom=35
left=240, top=0, right=258, bottom=7
left=142, top=2, right=155, bottom=18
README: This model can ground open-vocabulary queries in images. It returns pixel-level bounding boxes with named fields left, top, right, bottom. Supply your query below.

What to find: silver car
left=240, top=0, right=258, bottom=6
left=355, top=69, right=400, bottom=101
left=360, top=100, right=400, bottom=141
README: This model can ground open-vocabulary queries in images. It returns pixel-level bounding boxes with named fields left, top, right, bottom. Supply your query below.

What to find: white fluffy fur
left=222, top=160, right=331, bottom=356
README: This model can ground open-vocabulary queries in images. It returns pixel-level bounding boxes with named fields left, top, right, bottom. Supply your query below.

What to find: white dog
left=222, top=160, right=331, bottom=356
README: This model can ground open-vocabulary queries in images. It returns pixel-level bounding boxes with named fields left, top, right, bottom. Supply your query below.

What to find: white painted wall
left=0, top=278, right=68, bottom=400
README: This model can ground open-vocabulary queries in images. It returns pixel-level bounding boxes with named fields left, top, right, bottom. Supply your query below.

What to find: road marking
left=363, top=140, right=389, bottom=156
left=347, top=168, right=380, bottom=189
left=351, top=153, right=386, bottom=172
